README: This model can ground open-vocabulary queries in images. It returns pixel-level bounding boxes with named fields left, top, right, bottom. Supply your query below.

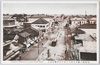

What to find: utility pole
left=37, top=33, right=40, bottom=55
left=38, top=42, right=39, bottom=54
left=47, top=49, right=50, bottom=58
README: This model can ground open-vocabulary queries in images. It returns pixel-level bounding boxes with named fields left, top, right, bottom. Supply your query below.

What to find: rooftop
left=3, top=16, right=14, bottom=20
left=18, top=31, right=30, bottom=38
left=24, top=27, right=39, bottom=37
left=32, top=18, right=49, bottom=24
left=89, top=17, right=96, bottom=21
left=74, top=41, right=96, bottom=53
left=71, top=17, right=86, bottom=21
left=79, top=24, right=96, bottom=29
left=3, top=32, right=16, bottom=40
left=75, top=34, right=95, bottom=41
left=29, top=14, right=50, bottom=18
left=17, top=27, right=39, bottom=38
left=72, top=29, right=86, bottom=34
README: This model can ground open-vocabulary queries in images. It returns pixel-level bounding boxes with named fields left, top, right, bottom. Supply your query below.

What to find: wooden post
left=47, top=49, right=50, bottom=58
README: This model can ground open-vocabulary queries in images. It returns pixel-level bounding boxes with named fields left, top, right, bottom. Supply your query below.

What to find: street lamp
left=38, top=29, right=43, bottom=55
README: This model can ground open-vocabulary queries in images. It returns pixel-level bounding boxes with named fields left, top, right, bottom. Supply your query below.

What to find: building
left=3, top=41, right=23, bottom=61
left=11, top=14, right=28, bottom=26
left=3, top=15, right=19, bottom=33
left=24, top=27, right=39, bottom=43
left=17, top=17, right=28, bottom=26
left=71, top=17, right=87, bottom=25
left=3, top=29, right=17, bottom=41
left=79, top=24, right=96, bottom=39
left=18, top=31, right=31, bottom=48
left=89, top=17, right=96, bottom=24
left=72, top=24, right=97, bottom=60
left=18, top=27, right=39, bottom=50
left=31, top=18, right=50, bottom=33
left=3, top=29, right=23, bottom=61
left=74, top=34, right=97, bottom=60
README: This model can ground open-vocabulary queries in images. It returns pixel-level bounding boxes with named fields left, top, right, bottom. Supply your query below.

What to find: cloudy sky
left=3, top=3, right=97, bottom=15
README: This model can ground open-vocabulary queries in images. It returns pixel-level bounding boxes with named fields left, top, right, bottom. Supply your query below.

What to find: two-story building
left=71, top=17, right=87, bottom=25
left=31, top=18, right=50, bottom=33
left=72, top=24, right=97, bottom=60
left=3, top=15, right=19, bottom=33
left=18, top=27, right=39, bottom=50
left=89, top=17, right=96, bottom=24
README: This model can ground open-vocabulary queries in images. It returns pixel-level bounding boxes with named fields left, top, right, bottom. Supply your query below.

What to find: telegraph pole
left=38, top=29, right=41, bottom=55
left=38, top=42, right=39, bottom=54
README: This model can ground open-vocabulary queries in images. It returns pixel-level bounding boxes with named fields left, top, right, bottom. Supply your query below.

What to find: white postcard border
left=1, top=1, right=99, bottom=64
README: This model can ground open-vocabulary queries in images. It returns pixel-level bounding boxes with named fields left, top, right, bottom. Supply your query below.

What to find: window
left=38, top=25, right=40, bottom=27
left=43, top=26, right=45, bottom=27
left=40, top=26, right=42, bottom=27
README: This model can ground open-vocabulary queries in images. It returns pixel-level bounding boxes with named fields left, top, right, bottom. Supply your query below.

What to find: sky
left=3, top=3, right=97, bottom=15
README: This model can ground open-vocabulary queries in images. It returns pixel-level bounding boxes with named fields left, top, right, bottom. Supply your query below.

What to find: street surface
left=37, top=29, right=66, bottom=60
left=20, top=17, right=73, bottom=60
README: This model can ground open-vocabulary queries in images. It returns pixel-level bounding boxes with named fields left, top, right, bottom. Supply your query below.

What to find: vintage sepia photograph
left=1, top=1, right=99, bottom=64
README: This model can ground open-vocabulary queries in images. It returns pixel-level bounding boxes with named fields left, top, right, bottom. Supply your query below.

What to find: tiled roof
left=79, top=24, right=96, bottom=29
left=18, top=31, right=30, bottom=38
left=25, top=27, right=39, bottom=37
left=3, top=28, right=8, bottom=34
left=71, top=17, right=86, bottom=21
left=77, top=29, right=85, bottom=34
left=18, top=27, right=39, bottom=38
left=3, top=16, right=14, bottom=20
left=14, top=28, right=24, bottom=33
left=32, top=18, right=49, bottom=24
left=89, top=17, right=96, bottom=21
left=3, top=33, right=16, bottom=40
left=75, top=34, right=94, bottom=41
left=72, top=29, right=85, bottom=34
